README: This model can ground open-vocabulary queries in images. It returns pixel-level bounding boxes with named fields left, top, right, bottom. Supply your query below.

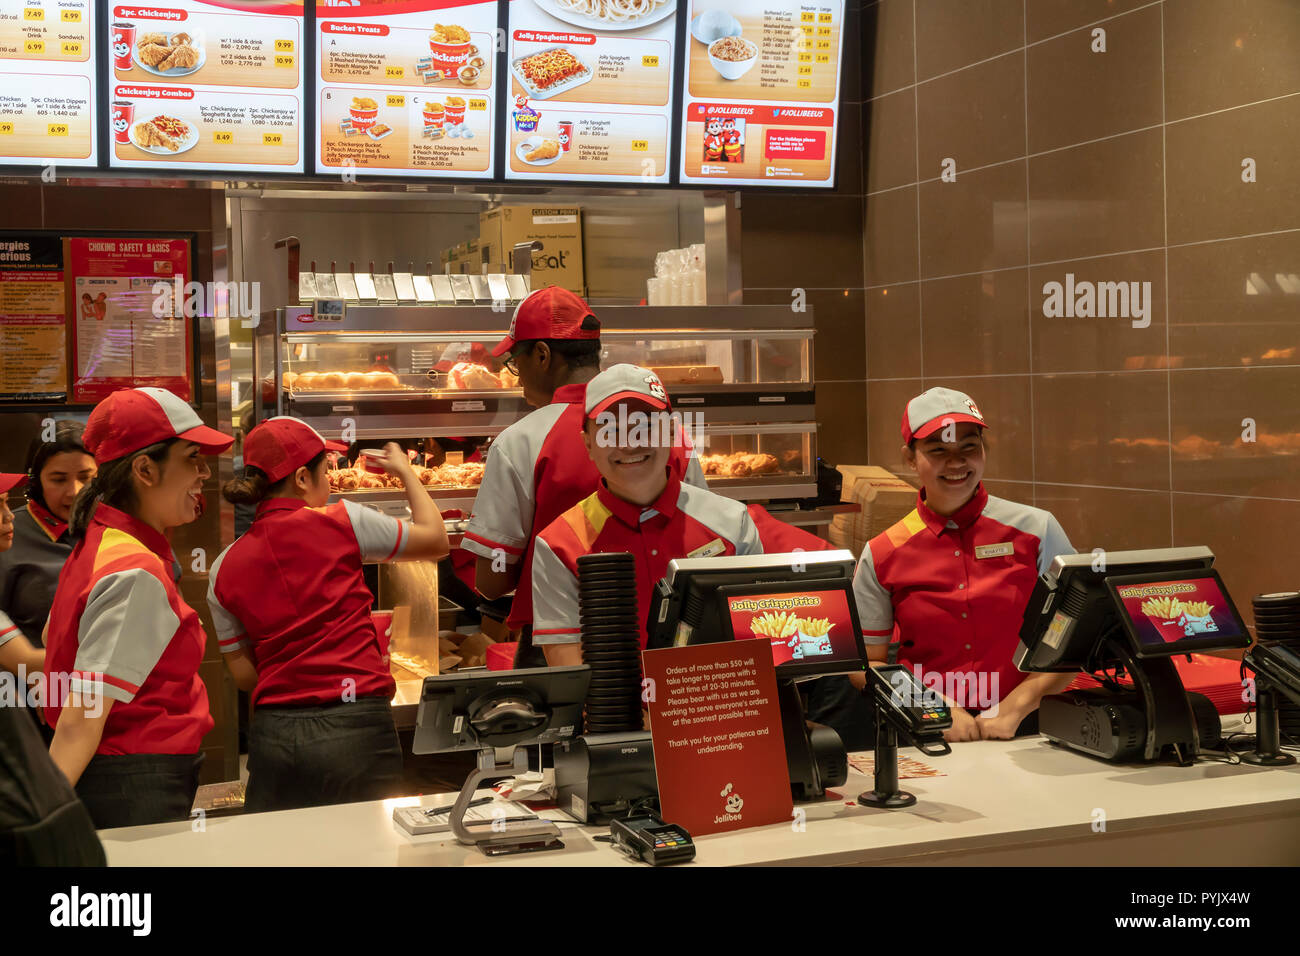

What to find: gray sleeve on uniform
left=343, top=498, right=408, bottom=563
left=72, top=568, right=179, bottom=703
left=852, top=544, right=895, bottom=644
left=463, top=435, right=532, bottom=564
left=530, top=537, right=581, bottom=645
left=206, top=546, right=248, bottom=654
left=734, top=506, right=764, bottom=556
left=0, top=610, right=20, bottom=650
left=1038, top=514, right=1076, bottom=577
left=682, top=452, right=708, bottom=490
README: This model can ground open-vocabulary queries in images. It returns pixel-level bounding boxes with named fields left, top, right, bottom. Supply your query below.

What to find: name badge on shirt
left=688, top=537, right=726, bottom=558
left=975, top=542, right=1014, bottom=559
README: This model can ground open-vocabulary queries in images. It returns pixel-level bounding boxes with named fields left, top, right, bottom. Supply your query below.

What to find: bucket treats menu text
left=316, top=0, right=495, bottom=178
left=0, top=0, right=96, bottom=166
left=108, top=0, right=303, bottom=172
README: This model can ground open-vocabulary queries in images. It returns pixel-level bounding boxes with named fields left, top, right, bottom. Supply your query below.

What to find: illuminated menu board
left=316, top=0, right=496, bottom=180
left=678, top=0, right=843, bottom=188
left=107, top=0, right=304, bottom=173
left=0, top=0, right=97, bottom=167
left=503, top=0, right=674, bottom=185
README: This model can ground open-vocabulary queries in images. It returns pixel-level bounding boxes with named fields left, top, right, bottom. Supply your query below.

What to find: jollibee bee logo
left=645, top=373, right=666, bottom=401
left=965, top=398, right=983, bottom=420
left=720, top=782, right=743, bottom=814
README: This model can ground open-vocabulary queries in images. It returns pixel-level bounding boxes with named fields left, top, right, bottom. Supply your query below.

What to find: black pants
left=246, top=696, right=404, bottom=814
left=75, top=753, right=204, bottom=830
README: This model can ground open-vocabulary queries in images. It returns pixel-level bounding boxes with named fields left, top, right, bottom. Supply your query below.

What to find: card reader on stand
left=858, top=665, right=952, bottom=809
left=1241, top=642, right=1300, bottom=767
left=411, top=666, right=591, bottom=856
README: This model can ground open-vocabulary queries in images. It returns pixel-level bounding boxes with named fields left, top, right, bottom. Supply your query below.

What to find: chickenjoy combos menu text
left=316, top=0, right=495, bottom=178
left=108, top=0, right=304, bottom=172
left=0, top=0, right=97, bottom=166
left=678, top=0, right=843, bottom=187
left=504, top=0, right=674, bottom=184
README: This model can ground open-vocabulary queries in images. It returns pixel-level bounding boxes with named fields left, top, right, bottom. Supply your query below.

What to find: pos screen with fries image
left=726, top=590, right=856, bottom=666
left=1112, top=575, right=1247, bottom=651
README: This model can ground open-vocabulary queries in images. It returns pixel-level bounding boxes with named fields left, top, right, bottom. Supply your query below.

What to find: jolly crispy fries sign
left=727, top=590, right=854, bottom=666
left=1114, top=578, right=1243, bottom=645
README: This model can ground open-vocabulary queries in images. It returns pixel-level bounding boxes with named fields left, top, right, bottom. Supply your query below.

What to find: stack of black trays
left=1253, top=591, right=1300, bottom=738
left=578, top=553, right=643, bottom=733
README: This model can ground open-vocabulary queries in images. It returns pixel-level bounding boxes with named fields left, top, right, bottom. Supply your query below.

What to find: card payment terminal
left=609, top=813, right=696, bottom=865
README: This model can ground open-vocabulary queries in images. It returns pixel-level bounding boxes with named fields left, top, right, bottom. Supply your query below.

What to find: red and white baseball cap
left=585, top=364, right=670, bottom=419
left=901, top=386, right=989, bottom=444
left=0, top=473, right=27, bottom=495
left=83, top=387, right=234, bottom=465
left=492, top=286, right=600, bottom=358
left=244, top=417, right=349, bottom=483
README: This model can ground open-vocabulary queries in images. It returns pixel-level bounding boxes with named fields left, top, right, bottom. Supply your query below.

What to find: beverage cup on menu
left=422, top=103, right=445, bottom=130
left=557, top=119, right=573, bottom=152
left=348, top=96, right=379, bottom=131
left=111, top=100, right=135, bottom=144
left=111, top=22, right=136, bottom=70
left=443, top=96, right=466, bottom=125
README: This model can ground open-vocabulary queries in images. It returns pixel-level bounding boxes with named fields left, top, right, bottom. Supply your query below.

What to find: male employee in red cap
left=463, top=288, right=705, bottom=664
left=852, top=387, right=1076, bottom=742
left=531, top=364, right=763, bottom=666
left=44, top=386, right=234, bottom=828
left=207, top=419, right=447, bottom=812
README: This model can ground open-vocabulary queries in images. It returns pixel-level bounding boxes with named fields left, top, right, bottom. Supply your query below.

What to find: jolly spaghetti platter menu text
left=678, top=0, right=843, bottom=187
left=0, top=0, right=97, bottom=167
left=504, top=0, right=674, bottom=184
left=108, top=0, right=304, bottom=173
left=316, top=0, right=495, bottom=178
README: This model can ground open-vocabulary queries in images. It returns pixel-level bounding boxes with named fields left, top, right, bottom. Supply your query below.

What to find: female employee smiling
left=852, top=388, right=1077, bottom=742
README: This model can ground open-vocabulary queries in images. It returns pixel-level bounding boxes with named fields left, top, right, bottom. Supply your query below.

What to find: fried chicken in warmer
left=137, top=42, right=173, bottom=67
left=159, top=43, right=199, bottom=70
left=131, top=122, right=179, bottom=152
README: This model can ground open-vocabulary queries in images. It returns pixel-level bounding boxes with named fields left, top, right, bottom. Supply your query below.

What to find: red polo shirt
left=531, top=472, right=763, bottom=649
left=462, top=382, right=706, bottom=630
left=44, top=504, right=213, bottom=755
left=852, top=484, right=1074, bottom=708
left=207, top=497, right=407, bottom=707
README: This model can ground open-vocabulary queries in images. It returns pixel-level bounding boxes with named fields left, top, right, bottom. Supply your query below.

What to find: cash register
left=1015, top=546, right=1250, bottom=765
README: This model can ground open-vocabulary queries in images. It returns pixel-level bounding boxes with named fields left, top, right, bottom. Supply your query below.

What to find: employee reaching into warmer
left=852, top=388, right=1077, bottom=742
left=44, top=387, right=234, bottom=828
left=531, top=365, right=762, bottom=666
left=463, top=288, right=705, bottom=661
left=208, top=419, right=449, bottom=813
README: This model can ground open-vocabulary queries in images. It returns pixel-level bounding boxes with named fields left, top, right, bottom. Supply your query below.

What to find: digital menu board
left=315, top=0, right=496, bottom=179
left=503, top=0, right=674, bottom=185
left=107, top=0, right=304, bottom=173
left=0, top=0, right=97, bottom=167
left=678, top=0, right=843, bottom=187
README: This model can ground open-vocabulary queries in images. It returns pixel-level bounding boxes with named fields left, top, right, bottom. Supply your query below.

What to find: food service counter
left=100, top=727, right=1300, bottom=867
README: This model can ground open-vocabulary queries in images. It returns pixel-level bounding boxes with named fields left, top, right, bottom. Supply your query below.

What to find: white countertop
left=101, top=732, right=1300, bottom=867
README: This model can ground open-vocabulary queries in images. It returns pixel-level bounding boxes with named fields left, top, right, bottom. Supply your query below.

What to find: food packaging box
left=457, top=631, right=498, bottom=669
left=827, top=466, right=918, bottom=556
left=478, top=205, right=585, bottom=297
left=479, top=613, right=511, bottom=642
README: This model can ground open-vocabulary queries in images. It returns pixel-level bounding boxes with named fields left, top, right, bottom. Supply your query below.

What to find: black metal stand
left=856, top=711, right=916, bottom=809
left=1242, top=686, right=1298, bottom=767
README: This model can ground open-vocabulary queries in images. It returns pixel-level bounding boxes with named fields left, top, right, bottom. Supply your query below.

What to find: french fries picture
left=750, top=611, right=799, bottom=640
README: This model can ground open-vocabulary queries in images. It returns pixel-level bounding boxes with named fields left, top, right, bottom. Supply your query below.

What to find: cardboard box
left=479, top=205, right=585, bottom=296
left=827, top=466, right=918, bottom=556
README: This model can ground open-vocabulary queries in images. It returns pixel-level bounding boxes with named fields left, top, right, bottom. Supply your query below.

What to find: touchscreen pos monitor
left=1015, top=546, right=1216, bottom=673
left=645, top=550, right=866, bottom=679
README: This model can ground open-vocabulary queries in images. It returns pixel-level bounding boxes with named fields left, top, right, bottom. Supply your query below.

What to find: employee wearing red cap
left=208, top=420, right=448, bottom=812
left=43, top=387, right=234, bottom=828
left=852, top=387, right=1076, bottom=742
left=464, top=288, right=705, bottom=663
left=0, top=473, right=45, bottom=681
left=532, top=365, right=763, bottom=665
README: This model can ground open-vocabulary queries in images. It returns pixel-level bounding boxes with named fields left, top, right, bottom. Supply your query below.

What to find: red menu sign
left=643, top=639, right=792, bottom=837
left=67, top=237, right=192, bottom=403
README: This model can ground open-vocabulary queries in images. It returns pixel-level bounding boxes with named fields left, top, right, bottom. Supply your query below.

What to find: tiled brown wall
left=858, top=0, right=1300, bottom=625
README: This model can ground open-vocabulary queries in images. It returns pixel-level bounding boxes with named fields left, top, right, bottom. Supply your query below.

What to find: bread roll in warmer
left=345, top=372, right=368, bottom=390
left=294, top=372, right=318, bottom=390
left=282, top=371, right=299, bottom=390
left=371, top=371, right=400, bottom=389
left=321, top=372, right=346, bottom=389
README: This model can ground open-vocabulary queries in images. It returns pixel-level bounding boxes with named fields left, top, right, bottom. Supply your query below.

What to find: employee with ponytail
left=44, top=388, right=233, bottom=828
left=208, top=418, right=449, bottom=812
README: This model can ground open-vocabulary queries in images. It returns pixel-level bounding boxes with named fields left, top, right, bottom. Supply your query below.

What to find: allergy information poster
left=316, top=0, right=495, bottom=179
left=108, top=0, right=304, bottom=173
left=678, top=0, right=843, bottom=187
left=67, top=237, right=192, bottom=404
left=0, top=235, right=68, bottom=400
left=503, top=0, right=674, bottom=184
left=0, top=0, right=97, bottom=167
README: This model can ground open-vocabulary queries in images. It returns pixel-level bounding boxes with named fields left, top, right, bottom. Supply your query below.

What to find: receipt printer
left=555, top=732, right=658, bottom=824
